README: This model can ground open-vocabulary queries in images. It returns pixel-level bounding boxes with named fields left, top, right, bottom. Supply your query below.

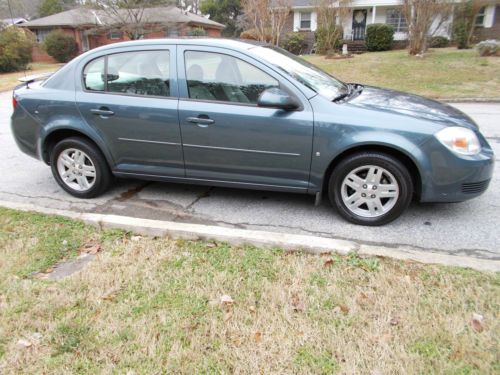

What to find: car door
left=177, top=45, right=314, bottom=190
left=76, top=46, right=184, bottom=177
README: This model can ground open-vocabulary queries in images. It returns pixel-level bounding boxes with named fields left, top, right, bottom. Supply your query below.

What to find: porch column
left=372, top=6, right=376, bottom=24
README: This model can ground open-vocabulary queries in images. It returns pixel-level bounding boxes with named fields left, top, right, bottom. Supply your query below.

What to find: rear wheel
left=50, top=137, right=112, bottom=198
left=329, top=152, right=413, bottom=226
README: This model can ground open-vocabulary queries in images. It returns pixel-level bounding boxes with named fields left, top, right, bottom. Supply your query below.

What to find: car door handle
left=90, top=108, right=115, bottom=117
left=186, top=116, right=214, bottom=126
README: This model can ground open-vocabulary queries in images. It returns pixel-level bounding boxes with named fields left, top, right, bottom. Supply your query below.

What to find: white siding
left=484, top=5, right=496, bottom=28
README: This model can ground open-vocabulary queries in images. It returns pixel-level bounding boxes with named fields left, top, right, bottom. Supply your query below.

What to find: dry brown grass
left=305, top=48, right=500, bottom=99
left=0, top=208, right=499, bottom=374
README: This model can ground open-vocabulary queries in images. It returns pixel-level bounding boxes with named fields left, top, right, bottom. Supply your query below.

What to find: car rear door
left=177, top=45, right=314, bottom=190
left=75, top=45, right=184, bottom=177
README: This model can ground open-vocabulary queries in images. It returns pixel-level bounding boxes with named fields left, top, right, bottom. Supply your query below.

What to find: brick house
left=283, top=0, right=500, bottom=52
left=19, top=6, right=225, bottom=63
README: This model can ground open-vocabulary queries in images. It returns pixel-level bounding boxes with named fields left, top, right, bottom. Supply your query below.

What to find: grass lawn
left=304, top=48, right=500, bottom=100
left=0, top=208, right=498, bottom=374
left=0, top=63, right=62, bottom=92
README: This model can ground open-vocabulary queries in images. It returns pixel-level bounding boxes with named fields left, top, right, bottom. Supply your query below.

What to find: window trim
left=182, top=49, right=295, bottom=108
left=81, top=49, right=176, bottom=100
left=299, top=12, right=312, bottom=30
left=475, top=6, right=486, bottom=27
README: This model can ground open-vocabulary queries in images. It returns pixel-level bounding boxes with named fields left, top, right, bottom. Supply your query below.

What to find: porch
left=342, top=5, right=408, bottom=42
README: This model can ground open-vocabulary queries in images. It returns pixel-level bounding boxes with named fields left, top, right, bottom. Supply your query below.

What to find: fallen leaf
left=17, top=339, right=32, bottom=348
left=254, top=331, right=262, bottom=343
left=131, top=235, right=142, bottom=242
left=206, top=242, right=217, bottom=248
left=249, top=305, right=256, bottom=313
left=291, top=293, right=305, bottom=312
left=79, top=242, right=101, bottom=254
left=339, top=304, right=349, bottom=314
left=224, top=310, right=233, bottom=321
left=471, top=313, right=484, bottom=332
left=45, top=268, right=54, bottom=273
left=220, top=294, right=234, bottom=305
left=324, top=259, right=335, bottom=267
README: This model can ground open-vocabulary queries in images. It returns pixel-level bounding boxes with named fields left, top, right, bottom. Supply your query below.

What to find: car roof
left=87, top=38, right=266, bottom=54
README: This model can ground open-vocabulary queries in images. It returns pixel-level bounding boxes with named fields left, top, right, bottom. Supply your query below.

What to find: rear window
left=82, top=50, right=171, bottom=97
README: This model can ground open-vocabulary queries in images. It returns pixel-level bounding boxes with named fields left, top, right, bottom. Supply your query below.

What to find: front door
left=177, top=46, right=314, bottom=190
left=76, top=47, right=184, bottom=177
left=352, top=9, right=368, bottom=40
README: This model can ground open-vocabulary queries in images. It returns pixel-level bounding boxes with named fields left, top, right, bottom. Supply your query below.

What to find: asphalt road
left=1, top=90, right=499, bottom=260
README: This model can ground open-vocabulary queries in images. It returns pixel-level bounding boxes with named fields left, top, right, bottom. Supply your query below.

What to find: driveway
left=1, top=90, right=499, bottom=261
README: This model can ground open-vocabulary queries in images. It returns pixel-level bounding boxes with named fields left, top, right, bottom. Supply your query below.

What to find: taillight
left=12, top=96, right=17, bottom=109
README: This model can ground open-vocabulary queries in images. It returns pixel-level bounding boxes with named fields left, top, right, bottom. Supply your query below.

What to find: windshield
left=250, top=46, right=347, bottom=100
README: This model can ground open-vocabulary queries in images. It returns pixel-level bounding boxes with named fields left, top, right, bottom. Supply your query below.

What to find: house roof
left=19, top=6, right=225, bottom=29
left=1, top=17, right=27, bottom=25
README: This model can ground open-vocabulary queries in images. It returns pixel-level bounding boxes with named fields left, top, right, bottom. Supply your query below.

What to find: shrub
left=365, top=23, right=394, bottom=52
left=239, top=28, right=272, bottom=42
left=476, top=40, right=500, bottom=57
left=0, top=27, right=33, bottom=73
left=315, top=26, right=343, bottom=55
left=42, top=29, right=77, bottom=63
left=453, top=21, right=469, bottom=49
left=429, top=36, right=450, bottom=48
left=282, top=32, right=306, bottom=55
left=188, top=27, right=207, bottom=37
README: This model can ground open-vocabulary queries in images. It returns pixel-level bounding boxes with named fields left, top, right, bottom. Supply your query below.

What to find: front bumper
left=419, top=136, right=495, bottom=203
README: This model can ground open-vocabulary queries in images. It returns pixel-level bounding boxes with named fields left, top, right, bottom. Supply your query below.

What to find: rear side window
left=83, top=50, right=171, bottom=97
left=185, top=51, right=279, bottom=104
left=83, top=57, right=105, bottom=91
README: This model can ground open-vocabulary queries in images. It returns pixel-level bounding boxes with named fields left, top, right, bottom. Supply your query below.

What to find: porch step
left=342, top=41, right=367, bottom=54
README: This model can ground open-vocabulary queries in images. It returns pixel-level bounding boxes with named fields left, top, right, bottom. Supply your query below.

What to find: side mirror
left=257, top=88, right=300, bottom=111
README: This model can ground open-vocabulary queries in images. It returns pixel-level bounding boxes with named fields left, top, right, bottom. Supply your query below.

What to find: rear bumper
left=419, top=137, right=495, bottom=203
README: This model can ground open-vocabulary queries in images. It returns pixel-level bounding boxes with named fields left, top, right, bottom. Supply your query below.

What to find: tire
left=50, top=137, right=112, bottom=198
left=328, top=152, right=413, bottom=226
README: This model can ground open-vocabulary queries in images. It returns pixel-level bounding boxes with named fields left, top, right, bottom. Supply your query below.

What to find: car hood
left=347, top=86, right=478, bottom=129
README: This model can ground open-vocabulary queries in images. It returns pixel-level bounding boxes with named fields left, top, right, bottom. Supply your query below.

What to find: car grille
left=461, top=179, right=491, bottom=194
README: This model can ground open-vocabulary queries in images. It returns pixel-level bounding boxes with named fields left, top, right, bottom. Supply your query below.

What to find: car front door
left=177, top=45, right=314, bottom=190
left=76, top=46, right=184, bottom=177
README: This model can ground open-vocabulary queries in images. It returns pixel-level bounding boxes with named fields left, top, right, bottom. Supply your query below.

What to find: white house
left=285, top=0, right=499, bottom=50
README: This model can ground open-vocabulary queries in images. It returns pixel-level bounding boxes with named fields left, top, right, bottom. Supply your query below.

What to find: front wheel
left=329, top=152, right=413, bottom=226
left=50, top=137, right=112, bottom=198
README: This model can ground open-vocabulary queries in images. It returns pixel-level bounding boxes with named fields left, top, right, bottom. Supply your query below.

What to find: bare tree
left=453, top=0, right=493, bottom=48
left=270, top=0, right=291, bottom=46
left=314, top=0, right=351, bottom=54
left=402, top=0, right=451, bottom=55
left=87, top=0, right=176, bottom=40
left=241, top=0, right=270, bottom=42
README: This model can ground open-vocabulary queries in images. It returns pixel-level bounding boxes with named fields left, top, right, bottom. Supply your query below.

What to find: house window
left=300, top=12, right=311, bottom=30
left=34, top=29, right=52, bottom=43
left=386, top=9, right=408, bottom=33
left=107, top=31, right=123, bottom=40
left=475, top=6, right=486, bottom=27
left=166, top=27, right=179, bottom=37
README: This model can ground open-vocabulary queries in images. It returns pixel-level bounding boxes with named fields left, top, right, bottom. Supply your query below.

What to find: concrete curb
left=1, top=200, right=498, bottom=273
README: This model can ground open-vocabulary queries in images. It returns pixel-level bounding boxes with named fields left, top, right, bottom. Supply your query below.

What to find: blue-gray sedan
left=11, top=39, right=494, bottom=225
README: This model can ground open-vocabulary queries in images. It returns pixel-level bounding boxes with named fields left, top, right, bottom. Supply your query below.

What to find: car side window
left=106, top=51, right=170, bottom=97
left=83, top=57, right=105, bottom=91
left=185, top=51, right=279, bottom=104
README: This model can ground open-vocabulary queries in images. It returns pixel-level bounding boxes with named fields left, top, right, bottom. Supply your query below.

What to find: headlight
left=435, top=127, right=481, bottom=156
